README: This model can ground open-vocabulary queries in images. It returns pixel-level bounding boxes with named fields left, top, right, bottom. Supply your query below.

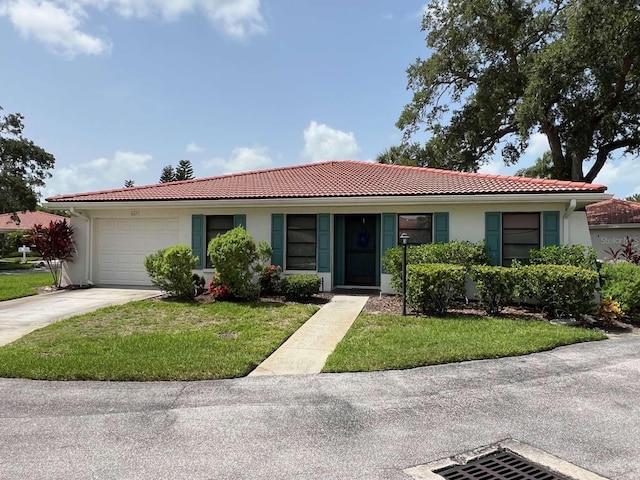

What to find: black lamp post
left=400, top=233, right=410, bottom=316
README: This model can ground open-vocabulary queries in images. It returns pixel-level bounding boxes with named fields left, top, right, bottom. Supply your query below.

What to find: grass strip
left=323, top=313, right=606, bottom=372
left=0, top=300, right=317, bottom=381
left=0, top=273, right=52, bottom=301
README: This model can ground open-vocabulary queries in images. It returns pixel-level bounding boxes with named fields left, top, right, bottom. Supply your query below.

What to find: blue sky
left=1, top=0, right=637, bottom=199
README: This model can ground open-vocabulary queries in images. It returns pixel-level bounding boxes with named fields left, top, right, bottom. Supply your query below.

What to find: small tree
left=28, top=220, right=75, bottom=288
left=175, top=160, right=195, bottom=181
left=159, top=165, right=176, bottom=183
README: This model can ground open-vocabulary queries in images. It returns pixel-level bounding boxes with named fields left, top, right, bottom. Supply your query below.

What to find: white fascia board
left=43, top=192, right=611, bottom=210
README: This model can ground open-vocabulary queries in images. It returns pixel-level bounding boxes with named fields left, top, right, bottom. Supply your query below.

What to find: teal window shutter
left=317, top=213, right=331, bottom=272
left=271, top=214, right=284, bottom=268
left=433, top=212, right=449, bottom=243
left=233, top=214, right=246, bottom=229
left=543, top=211, right=560, bottom=246
left=191, top=215, right=204, bottom=269
left=485, top=212, right=501, bottom=266
left=381, top=213, right=397, bottom=273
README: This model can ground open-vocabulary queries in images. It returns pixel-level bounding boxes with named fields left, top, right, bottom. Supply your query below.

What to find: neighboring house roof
left=586, top=199, right=640, bottom=226
left=0, top=211, right=67, bottom=231
left=46, top=160, right=607, bottom=203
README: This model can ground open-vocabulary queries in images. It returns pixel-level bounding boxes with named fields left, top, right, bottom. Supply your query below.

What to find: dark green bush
left=144, top=245, right=197, bottom=299
left=529, top=245, right=598, bottom=270
left=515, top=264, right=598, bottom=318
left=281, top=274, right=321, bottom=300
left=382, top=240, right=488, bottom=293
left=207, top=227, right=271, bottom=301
left=0, top=230, right=28, bottom=256
left=406, top=263, right=466, bottom=315
left=600, top=262, right=640, bottom=313
left=259, top=264, right=282, bottom=295
left=469, top=265, right=517, bottom=315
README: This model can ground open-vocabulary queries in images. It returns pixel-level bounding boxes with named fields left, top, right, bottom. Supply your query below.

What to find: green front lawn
left=0, top=300, right=318, bottom=381
left=0, top=273, right=52, bottom=301
left=323, top=313, right=606, bottom=373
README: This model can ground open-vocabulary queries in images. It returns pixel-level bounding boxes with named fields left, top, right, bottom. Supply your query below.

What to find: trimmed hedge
left=529, top=245, right=598, bottom=271
left=469, top=265, right=517, bottom=315
left=382, top=241, right=488, bottom=293
left=406, top=263, right=466, bottom=315
left=281, top=274, right=321, bottom=300
left=600, top=262, right=640, bottom=313
left=515, top=264, right=598, bottom=318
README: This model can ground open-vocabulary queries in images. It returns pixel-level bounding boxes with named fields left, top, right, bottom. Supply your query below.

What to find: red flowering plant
left=258, top=264, right=282, bottom=296
left=207, top=273, right=231, bottom=301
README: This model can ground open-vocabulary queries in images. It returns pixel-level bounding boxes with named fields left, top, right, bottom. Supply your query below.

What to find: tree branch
left=585, top=137, right=640, bottom=183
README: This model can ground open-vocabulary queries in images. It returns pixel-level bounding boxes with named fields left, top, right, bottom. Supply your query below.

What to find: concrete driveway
left=0, top=336, right=638, bottom=479
left=0, top=287, right=160, bottom=346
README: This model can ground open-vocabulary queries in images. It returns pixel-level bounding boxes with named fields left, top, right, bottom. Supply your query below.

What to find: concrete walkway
left=0, top=287, right=160, bottom=346
left=249, top=294, right=368, bottom=376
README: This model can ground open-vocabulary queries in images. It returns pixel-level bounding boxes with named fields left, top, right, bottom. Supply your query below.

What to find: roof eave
left=44, top=191, right=612, bottom=210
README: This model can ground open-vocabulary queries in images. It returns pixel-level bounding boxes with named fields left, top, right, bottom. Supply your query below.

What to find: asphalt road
left=0, top=336, right=638, bottom=480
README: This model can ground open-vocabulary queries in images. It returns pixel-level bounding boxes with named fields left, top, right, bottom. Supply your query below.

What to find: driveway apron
left=0, top=288, right=159, bottom=346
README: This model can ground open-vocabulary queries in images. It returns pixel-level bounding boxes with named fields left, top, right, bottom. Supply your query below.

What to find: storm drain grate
left=435, top=450, right=573, bottom=480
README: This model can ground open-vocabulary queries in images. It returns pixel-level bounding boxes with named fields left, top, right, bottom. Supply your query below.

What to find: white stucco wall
left=61, top=200, right=594, bottom=293
left=590, top=226, right=640, bottom=260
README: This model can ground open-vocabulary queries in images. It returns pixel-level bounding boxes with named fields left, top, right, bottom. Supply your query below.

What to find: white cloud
left=302, top=121, right=361, bottom=163
left=0, top=0, right=110, bottom=57
left=204, top=146, right=272, bottom=174
left=478, top=160, right=505, bottom=175
left=186, top=142, right=204, bottom=154
left=0, top=0, right=266, bottom=57
left=44, top=150, right=152, bottom=196
left=593, top=156, right=640, bottom=193
left=524, top=132, right=549, bottom=159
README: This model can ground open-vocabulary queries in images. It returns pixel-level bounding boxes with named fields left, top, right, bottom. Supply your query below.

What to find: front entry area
left=334, top=214, right=380, bottom=287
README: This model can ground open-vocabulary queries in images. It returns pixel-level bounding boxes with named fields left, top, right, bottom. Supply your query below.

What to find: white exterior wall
left=62, top=215, right=90, bottom=287
left=590, top=226, right=640, bottom=260
left=63, top=200, right=594, bottom=293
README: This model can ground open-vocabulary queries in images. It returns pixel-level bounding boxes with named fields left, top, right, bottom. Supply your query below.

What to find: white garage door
left=95, top=218, right=180, bottom=286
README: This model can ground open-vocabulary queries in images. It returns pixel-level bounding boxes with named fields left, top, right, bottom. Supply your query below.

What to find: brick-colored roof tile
left=586, top=199, right=640, bottom=225
left=46, top=160, right=607, bottom=203
left=0, top=211, right=67, bottom=230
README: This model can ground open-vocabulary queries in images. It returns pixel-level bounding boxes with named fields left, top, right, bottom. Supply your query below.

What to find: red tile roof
left=0, top=211, right=67, bottom=231
left=46, top=160, right=607, bottom=203
left=586, top=199, right=640, bottom=225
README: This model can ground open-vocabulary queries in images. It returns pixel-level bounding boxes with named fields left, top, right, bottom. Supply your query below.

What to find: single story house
left=45, top=160, right=610, bottom=293
left=586, top=199, right=640, bottom=260
left=0, top=211, right=67, bottom=235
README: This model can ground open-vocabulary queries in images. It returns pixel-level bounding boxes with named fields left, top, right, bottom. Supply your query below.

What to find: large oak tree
left=396, top=0, right=640, bottom=182
left=0, top=106, right=55, bottom=220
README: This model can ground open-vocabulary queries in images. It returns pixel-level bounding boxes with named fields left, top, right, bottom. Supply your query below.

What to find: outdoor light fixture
left=400, top=233, right=410, bottom=316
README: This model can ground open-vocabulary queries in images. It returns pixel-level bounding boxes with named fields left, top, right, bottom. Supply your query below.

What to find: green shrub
left=281, top=274, right=321, bottom=300
left=0, top=230, right=28, bottom=256
left=515, top=264, right=598, bottom=318
left=406, top=263, right=466, bottom=315
left=529, top=245, right=598, bottom=270
left=469, top=265, right=517, bottom=315
left=600, top=262, right=640, bottom=313
left=382, top=240, right=488, bottom=293
left=207, top=227, right=271, bottom=301
left=144, top=245, right=197, bottom=299
left=259, top=264, right=282, bottom=295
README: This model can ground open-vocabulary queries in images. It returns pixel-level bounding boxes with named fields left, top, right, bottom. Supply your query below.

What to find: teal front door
left=344, top=215, right=378, bottom=286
